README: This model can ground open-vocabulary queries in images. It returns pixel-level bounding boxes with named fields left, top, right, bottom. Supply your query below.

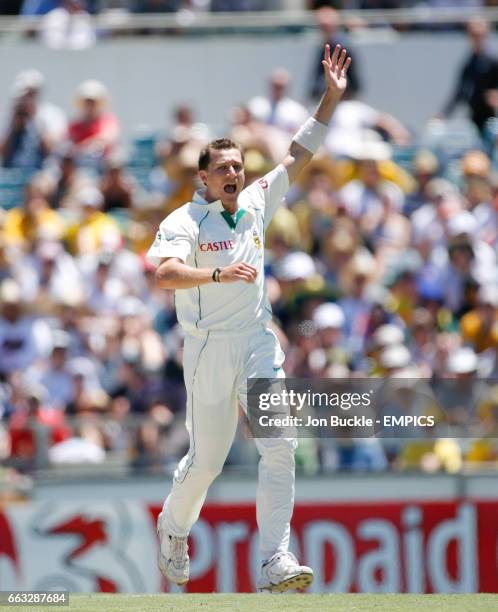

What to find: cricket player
left=146, top=44, right=351, bottom=592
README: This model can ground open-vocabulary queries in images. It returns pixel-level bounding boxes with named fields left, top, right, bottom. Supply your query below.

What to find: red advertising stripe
left=0, top=511, right=20, bottom=580
left=475, top=501, right=498, bottom=593
left=149, top=501, right=496, bottom=593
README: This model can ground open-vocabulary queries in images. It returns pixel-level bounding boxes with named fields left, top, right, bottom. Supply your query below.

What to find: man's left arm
left=283, top=44, right=351, bottom=185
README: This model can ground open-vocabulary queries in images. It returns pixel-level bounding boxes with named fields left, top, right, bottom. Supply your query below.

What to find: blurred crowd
left=2, top=1, right=498, bottom=27
left=0, top=13, right=497, bottom=483
left=4, top=1, right=493, bottom=19
left=0, top=2, right=498, bottom=52
left=5, top=1, right=498, bottom=17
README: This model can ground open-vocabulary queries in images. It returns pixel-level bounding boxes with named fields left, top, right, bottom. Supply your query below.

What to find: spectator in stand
left=338, top=142, right=405, bottom=244
left=153, top=111, right=208, bottom=215
left=408, top=307, right=438, bottom=375
left=404, top=149, right=440, bottom=216
left=100, top=155, right=136, bottom=212
left=0, top=234, right=12, bottom=285
left=173, top=104, right=193, bottom=130
left=83, top=252, right=127, bottom=315
left=312, top=302, right=349, bottom=367
left=79, top=245, right=147, bottom=303
left=65, top=186, right=121, bottom=255
left=410, top=178, right=462, bottom=251
left=131, top=401, right=174, bottom=472
left=3, top=175, right=65, bottom=250
left=7, top=69, right=67, bottom=149
left=286, top=155, right=340, bottom=251
left=155, top=139, right=204, bottom=216
left=459, top=149, right=498, bottom=247
left=338, top=251, right=377, bottom=360
left=0, top=279, right=52, bottom=377
left=48, top=145, right=94, bottom=209
left=386, top=265, right=420, bottom=326
left=319, top=216, right=362, bottom=287
left=40, top=288, right=88, bottom=360
left=324, top=99, right=411, bottom=158
left=460, top=284, right=498, bottom=353
left=48, top=420, right=106, bottom=464
left=229, top=105, right=289, bottom=164
left=439, top=17, right=498, bottom=136
left=116, top=295, right=166, bottom=373
left=0, top=95, right=50, bottom=170
left=13, top=240, right=82, bottom=308
left=27, top=330, right=75, bottom=410
left=110, top=360, right=161, bottom=414
left=8, top=385, right=70, bottom=471
left=69, top=80, right=120, bottom=162
left=168, top=103, right=210, bottom=144
left=103, top=396, right=132, bottom=454
left=431, top=212, right=498, bottom=313
left=41, top=0, right=96, bottom=50
left=309, top=7, right=361, bottom=103
left=248, top=68, right=308, bottom=135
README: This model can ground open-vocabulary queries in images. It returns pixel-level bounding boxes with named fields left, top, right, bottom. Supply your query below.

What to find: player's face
left=200, top=148, right=245, bottom=208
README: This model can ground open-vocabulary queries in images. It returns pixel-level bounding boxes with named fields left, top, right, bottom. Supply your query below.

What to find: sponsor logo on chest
left=199, top=240, right=236, bottom=252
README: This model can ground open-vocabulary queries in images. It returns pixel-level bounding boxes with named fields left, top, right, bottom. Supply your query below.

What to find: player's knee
left=194, top=461, right=224, bottom=483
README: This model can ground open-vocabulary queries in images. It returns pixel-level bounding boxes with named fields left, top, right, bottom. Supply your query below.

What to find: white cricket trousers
left=160, top=324, right=297, bottom=561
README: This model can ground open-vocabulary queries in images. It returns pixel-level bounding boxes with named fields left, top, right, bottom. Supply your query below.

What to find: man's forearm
left=313, top=89, right=342, bottom=127
left=284, top=89, right=341, bottom=184
left=156, top=260, right=214, bottom=290
left=284, top=44, right=350, bottom=184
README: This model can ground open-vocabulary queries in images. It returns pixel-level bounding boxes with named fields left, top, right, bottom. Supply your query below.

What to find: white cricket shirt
left=146, top=164, right=289, bottom=335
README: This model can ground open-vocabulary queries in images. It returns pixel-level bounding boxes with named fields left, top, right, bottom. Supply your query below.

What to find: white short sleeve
left=245, top=164, right=290, bottom=228
left=146, top=213, right=195, bottom=267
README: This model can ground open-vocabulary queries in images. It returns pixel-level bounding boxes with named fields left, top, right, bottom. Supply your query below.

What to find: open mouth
left=224, top=184, right=237, bottom=194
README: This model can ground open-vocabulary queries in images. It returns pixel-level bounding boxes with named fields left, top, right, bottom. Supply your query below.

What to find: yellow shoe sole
left=264, top=571, right=314, bottom=593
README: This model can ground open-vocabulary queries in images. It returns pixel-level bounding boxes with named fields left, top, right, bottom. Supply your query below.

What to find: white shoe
left=157, top=512, right=189, bottom=585
left=257, top=551, right=313, bottom=593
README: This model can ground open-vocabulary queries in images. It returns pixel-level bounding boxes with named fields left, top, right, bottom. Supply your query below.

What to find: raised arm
left=283, top=44, right=351, bottom=185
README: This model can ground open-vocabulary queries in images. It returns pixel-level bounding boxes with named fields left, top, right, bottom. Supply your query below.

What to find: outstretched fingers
left=342, top=56, right=352, bottom=77
left=330, top=43, right=341, bottom=69
left=321, top=43, right=351, bottom=92
left=323, top=43, right=331, bottom=64
left=337, top=48, right=347, bottom=73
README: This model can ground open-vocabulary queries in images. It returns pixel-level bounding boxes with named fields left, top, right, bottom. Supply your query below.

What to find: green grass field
left=4, top=594, right=497, bottom=612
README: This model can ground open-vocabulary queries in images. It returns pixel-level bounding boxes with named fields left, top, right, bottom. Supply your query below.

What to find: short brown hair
left=198, top=138, right=244, bottom=171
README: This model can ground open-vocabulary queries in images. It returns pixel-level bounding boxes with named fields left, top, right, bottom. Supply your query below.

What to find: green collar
left=220, top=208, right=246, bottom=229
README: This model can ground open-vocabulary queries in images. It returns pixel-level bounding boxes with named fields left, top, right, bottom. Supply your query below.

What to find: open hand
left=322, top=43, right=351, bottom=97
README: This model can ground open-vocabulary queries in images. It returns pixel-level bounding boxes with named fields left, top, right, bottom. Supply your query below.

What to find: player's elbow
left=156, top=263, right=177, bottom=289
